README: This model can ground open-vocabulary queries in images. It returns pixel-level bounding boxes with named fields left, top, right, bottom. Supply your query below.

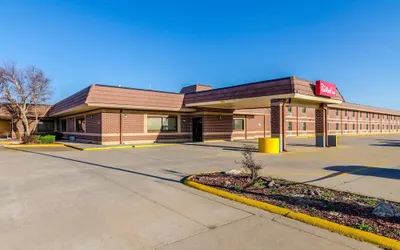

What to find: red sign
left=315, top=80, right=337, bottom=98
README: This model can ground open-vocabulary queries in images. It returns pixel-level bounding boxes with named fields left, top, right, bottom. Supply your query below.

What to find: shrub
left=22, top=135, right=39, bottom=144
left=38, top=135, right=56, bottom=144
left=236, top=144, right=264, bottom=180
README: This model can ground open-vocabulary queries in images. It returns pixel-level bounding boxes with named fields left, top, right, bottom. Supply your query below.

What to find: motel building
left=1, top=76, right=400, bottom=151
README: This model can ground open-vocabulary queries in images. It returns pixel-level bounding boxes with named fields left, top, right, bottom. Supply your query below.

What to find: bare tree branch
left=0, top=63, right=52, bottom=137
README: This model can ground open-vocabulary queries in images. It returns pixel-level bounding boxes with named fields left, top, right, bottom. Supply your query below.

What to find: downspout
left=325, top=106, right=328, bottom=147
left=120, top=109, right=123, bottom=144
left=296, top=106, right=299, bottom=136
left=245, top=115, right=247, bottom=139
left=282, top=101, right=286, bottom=152
left=263, top=115, right=266, bottom=138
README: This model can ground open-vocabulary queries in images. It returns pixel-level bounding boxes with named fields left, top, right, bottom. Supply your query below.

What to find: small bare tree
left=0, top=63, right=51, bottom=137
left=237, top=144, right=263, bottom=180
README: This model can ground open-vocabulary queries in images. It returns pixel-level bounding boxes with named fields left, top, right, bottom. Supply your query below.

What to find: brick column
left=315, top=105, right=328, bottom=147
left=271, top=99, right=286, bottom=152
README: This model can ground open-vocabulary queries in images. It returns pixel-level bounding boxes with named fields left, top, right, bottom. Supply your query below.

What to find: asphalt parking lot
left=1, top=135, right=399, bottom=249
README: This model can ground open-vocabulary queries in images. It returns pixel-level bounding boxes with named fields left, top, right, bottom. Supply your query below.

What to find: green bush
left=38, top=135, right=56, bottom=144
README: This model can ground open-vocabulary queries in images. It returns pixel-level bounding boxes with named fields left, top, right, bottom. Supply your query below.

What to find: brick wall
left=203, top=115, right=233, bottom=141
left=122, top=113, right=144, bottom=133
left=86, top=113, right=102, bottom=134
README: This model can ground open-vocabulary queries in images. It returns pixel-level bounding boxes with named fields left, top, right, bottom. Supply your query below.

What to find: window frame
left=301, top=122, right=306, bottom=131
left=287, top=121, right=293, bottom=131
left=147, top=116, right=178, bottom=132
left=60, top=119, right=67, bottom=132
left=302, top=107, right=307, bottom=117
left=232, top=119, right=245, bottom=131
left=287, top=106, right=292, bottom=116
left=37, top=120, right=55, bottom=133
left=75, top=116, right=86, bottom=133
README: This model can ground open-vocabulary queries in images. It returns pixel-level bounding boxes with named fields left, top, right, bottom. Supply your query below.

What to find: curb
left=133, top=143, right=175, bottom=148
left=4, top=143, right=65, bottom=148
left=184, top=175, right=400, bottom=250
left=64, top=144, right=133, bottom=151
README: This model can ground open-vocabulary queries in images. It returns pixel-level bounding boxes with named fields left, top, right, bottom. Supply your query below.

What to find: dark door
left=192, top=117, right=203, bottom=142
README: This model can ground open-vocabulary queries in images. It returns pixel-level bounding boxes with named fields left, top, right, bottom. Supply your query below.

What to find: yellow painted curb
left=184, top=176, right=400, bottom=250
left=84, top=145, right=133, bottom=151
left=133, top=144, right=174, bottom=148
left=4, top=144, right=65, bottom=148
left=64, top=144, right=133, bottom=151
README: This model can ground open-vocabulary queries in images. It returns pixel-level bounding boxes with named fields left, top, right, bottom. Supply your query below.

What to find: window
left=301, top=122, right=306, bottom=131
left=302, top=107, right=306, bottom=116
left=38, top=120, right=54, bottom=133
left=60, top=119, right=67, bottom=132
left=360, top=112, right=362, bottom=118
left=366, top=124, right=369, bottom=130
left=359, top=124, right=362, bottom=130
left=352, top=111, right=355, bottom=117
left=336, top=123, right=339, bottom=130
left=75, top=117, right=85, bottom=132
left=352, top=124, right=355, bottom=130
left=378, top=124, right=380, bottom=130
left=287, top=106, right=292, bottom=116
left=287, top=121, right=293, bottom=131
left=372, top=124, right=374, bottom=130
left=232, top=119, right=244, bottom=131
left=372, top=113, right=374, bottom=119
left=366, top=113, right=369, bottom=118
left=345, top=110, right=347, bottom=116
left=378, top=114, right=380, bottom=119
left=148, top=116, right=177, bottom=131
left=345, top=124, right=348, bottom=130
left=387, top=125, right=389, bottom=130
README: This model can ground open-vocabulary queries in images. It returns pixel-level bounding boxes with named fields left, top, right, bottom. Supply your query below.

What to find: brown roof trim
left=184, top=77, right=292, bottom=95
left=329, top=102, right=400, bottom=116
left=94, top=84, right=183, bottom=95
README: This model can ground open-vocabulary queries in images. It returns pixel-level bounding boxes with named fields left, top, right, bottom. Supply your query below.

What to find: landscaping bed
left=191, top=172, right=400, bottom=240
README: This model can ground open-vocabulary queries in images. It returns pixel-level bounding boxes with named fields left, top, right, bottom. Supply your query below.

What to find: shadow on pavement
left=303, top=165, right=400, bottom=183
left=370, top=139, right=400, bottom=147
left=5, top=147, right=181, bottom=183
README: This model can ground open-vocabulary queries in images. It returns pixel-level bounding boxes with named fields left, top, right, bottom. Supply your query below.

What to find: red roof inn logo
left=315, top=80, right=337, bottom=98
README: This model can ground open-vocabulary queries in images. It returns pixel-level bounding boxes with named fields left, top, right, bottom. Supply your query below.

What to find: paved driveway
left=1, top=135, right=399, bottom=249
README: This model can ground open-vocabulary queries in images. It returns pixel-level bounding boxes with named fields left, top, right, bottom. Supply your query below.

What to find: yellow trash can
left=258, top=138, right=280, bottom=154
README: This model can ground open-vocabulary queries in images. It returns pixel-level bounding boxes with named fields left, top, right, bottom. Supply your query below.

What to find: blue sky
left=1, top=0, right=400, bottom=109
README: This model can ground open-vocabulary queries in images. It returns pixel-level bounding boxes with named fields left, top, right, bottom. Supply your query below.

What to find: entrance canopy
left=183, top=77, right=344, bottom=109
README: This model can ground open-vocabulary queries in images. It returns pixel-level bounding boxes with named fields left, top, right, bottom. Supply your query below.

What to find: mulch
left=191, top=172, right=400, bottom=240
